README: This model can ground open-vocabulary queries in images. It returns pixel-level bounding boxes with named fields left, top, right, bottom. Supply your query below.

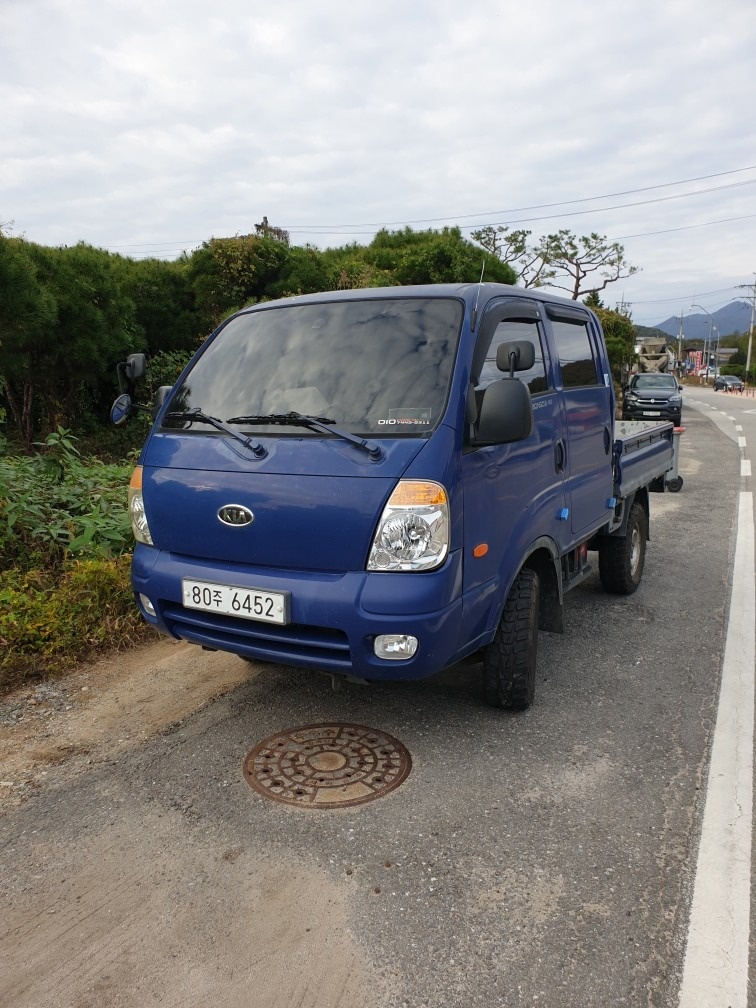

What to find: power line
left=617, top=214, right=756, bottom=241
left=284, top=178, right=756, bottom=237
left=281, top=165, right=756, bottom=233
left=96, top=164, right=756, bottom=254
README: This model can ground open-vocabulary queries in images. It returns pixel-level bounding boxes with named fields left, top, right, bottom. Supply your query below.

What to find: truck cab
left=116, top=283, right=672, bottom=709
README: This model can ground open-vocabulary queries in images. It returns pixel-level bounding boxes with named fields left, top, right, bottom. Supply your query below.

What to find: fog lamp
left=374, top=634, right=418, bottom=660
left=139, top=594, right=156, bottom=617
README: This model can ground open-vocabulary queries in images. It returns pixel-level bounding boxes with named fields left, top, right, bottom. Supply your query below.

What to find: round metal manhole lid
left=243, top=722, right=412, bottom=809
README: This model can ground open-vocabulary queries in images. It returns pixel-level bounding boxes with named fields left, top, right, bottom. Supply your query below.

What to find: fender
left=491, top=535, right=564, bottom=638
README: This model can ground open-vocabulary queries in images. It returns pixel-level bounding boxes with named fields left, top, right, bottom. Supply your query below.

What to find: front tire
left=598, top=501, right=647, bottom=594
left=483, top=568, right=539, bottom=710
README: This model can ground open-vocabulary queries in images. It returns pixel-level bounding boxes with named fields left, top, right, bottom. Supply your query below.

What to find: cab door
left=545, top=303, right=614, bottom=536
left=460, top=298, right=568, bottom=634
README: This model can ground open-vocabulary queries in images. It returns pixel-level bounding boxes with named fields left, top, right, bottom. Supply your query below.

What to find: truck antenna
left=471, top=258, right=486, bottom=331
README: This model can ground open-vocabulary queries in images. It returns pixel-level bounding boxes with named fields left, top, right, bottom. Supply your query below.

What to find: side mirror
left=110, top=393, right=133, bottom=426
left=471, top=379, right=533, bottom=446
left=496, top=340, right=535, bottom=376
left=116, top=352, right=147, bottom=394
left=126, top=353, right=146, bottom=381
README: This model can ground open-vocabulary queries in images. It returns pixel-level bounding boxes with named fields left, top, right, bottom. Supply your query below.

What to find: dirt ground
left=0, top=638, right=253, bottom=811
left=1, top=640, right=390, bottom=1008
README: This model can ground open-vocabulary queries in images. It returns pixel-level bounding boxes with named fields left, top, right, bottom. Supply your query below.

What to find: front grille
left=160, top=602, right=352, bottom=670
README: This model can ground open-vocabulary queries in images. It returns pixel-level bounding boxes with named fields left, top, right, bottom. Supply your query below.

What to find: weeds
left=0, top=426, right=132, bottom=572
left=0, top=428, right=147, bottom=690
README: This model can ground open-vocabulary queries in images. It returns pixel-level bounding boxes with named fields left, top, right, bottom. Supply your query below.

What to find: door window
left=550, top=319, right=600, bottom=388
left=477, top=320, right=549, bottom=394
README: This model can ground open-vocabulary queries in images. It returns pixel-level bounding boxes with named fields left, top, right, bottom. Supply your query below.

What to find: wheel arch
left=520, top=539, right=563, bottom=634
left=597, top=488, right=650, bottom=541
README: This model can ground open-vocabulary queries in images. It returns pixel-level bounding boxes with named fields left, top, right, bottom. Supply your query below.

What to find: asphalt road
left=0, top=397, right=748, bottom=1008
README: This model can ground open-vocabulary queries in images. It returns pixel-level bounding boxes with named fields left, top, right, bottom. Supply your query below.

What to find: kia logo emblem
left=218, top=505, right=254, bottom=527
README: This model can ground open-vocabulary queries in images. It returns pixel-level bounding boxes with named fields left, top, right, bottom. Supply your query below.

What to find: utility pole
left=747, top=276, right=756, bottom=376
left=735, top=276, right=756, bottom=376
left=691, top=304, right=714, bottom=378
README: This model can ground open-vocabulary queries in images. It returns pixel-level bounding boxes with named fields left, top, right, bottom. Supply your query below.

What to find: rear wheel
left=483, top=568, right=539, bottom=710
left=598, top=501, right=647, bottom=594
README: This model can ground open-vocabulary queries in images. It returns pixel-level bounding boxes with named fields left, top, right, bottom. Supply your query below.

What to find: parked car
left=713, top=374, right=744, bottom=392
left=622, top=372, right=682, bottom=425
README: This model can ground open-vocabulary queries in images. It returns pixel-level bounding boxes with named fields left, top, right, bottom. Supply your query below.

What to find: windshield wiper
left=226, top=412, right=383, bottom=461
left=165, top=410, right=267, bottom=458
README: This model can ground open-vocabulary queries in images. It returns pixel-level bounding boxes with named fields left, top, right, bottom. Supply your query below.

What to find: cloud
left=1, top=0, right=755, bottom=320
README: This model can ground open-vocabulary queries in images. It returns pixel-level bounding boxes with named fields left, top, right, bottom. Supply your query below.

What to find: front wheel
left=598, top=501, right=647, bottom=595
left=483, top=568, right=539, bottom=710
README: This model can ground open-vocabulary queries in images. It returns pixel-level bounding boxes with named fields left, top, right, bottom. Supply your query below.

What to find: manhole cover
left=243, top=722, right=412, bottom=808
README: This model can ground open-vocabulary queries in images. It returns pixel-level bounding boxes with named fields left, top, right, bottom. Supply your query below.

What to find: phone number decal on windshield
left=378, top=407, right=433, bottom=426
left=182, top=579, right=290, bottom=625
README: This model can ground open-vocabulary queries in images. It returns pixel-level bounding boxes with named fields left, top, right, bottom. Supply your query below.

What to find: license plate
left=642, top=410, right=661, bottom=416
left=182, top=579, right=289, bottom=625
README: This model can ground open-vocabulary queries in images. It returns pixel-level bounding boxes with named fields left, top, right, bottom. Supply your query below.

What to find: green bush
left=0, top=556, right=156, bottom=691
left=0, top=427, right=133, bottom=571
left=0, top=427, right=156, bottom=691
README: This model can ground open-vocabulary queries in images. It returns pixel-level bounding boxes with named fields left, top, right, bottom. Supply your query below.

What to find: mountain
left=653, top=300, right=753, bottom=343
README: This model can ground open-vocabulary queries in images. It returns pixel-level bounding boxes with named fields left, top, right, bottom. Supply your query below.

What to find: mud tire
left=598, top=501, right=647, bottom=595
left=483, top=568, right=539, bottom=711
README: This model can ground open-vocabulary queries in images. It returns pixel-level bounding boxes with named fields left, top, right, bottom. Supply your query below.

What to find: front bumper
left=622, top=402, right=681, bottom=424
left=131, top=543, right=467, bottom=681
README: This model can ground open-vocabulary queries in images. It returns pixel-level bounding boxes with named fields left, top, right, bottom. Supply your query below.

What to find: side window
left=551, top=319, right=600, bottom=388
left=478, top=320, right=549, bottom=395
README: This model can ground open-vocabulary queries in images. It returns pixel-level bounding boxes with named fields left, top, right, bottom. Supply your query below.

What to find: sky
left=2, top=0, right=756, bottom=329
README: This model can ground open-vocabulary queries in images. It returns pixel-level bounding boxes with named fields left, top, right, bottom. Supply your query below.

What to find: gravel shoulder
left=0, top=638, right=253, bottom=811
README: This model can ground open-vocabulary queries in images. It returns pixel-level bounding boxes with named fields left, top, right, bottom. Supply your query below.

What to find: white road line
left=736, top=425, right=743, bottom=432
left=678, top=491, right=754, bottom=1007
left=738, top=437, right=747, bottom=448
left=743, top=460, right=752, bottom=477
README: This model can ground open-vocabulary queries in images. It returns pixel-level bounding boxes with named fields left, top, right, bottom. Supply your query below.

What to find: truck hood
left=140, top=431, right=427, bottom=572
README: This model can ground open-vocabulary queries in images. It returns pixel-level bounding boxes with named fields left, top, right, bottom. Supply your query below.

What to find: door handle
left=554, top=438, right=565, bottom=473
left=603, top=426, right=611, bottom=454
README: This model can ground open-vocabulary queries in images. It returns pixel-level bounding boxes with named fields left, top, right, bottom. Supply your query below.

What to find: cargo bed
left=613, top=419, right=675, bottom=499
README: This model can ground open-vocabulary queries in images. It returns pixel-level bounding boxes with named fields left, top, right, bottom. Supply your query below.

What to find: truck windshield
left=162, top=296, right=463, bottom=437
left=631, top=375, right=677, bottom=389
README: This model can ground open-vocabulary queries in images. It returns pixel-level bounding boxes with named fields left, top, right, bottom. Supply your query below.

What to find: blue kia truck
left=112, top=283, right=675, bottom=710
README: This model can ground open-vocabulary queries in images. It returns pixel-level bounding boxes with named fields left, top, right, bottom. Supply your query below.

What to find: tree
left=471, top=227, right=639, bottom=301
left=0, top=235, right=57, bottom=448
left=265, top=244, right=332, bottom=299
left=592, top=305, right=636, bottom=382
left=470, top=225, right=554, bottom=288
left=359, top=227, right=517, bottom=286
left=112, top=255, right=198, bottom=354
left=535, top=230, right=639, bottom=300
left=188, top=234, right=291, bottom=333
left=0, top=241, right=140, bottom=446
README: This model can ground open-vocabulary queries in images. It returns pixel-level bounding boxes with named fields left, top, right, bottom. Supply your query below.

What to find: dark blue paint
left=131, top=283, right=673, bottom=682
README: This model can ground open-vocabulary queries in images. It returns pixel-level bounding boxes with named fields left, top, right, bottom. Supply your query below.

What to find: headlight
left=128, top=466, right=153, bottom=545
left=367, top=480, right=449, bottom=571
left=625, top=393, right=638, bottom=402
left=669, top=394, right=682, bottom=405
